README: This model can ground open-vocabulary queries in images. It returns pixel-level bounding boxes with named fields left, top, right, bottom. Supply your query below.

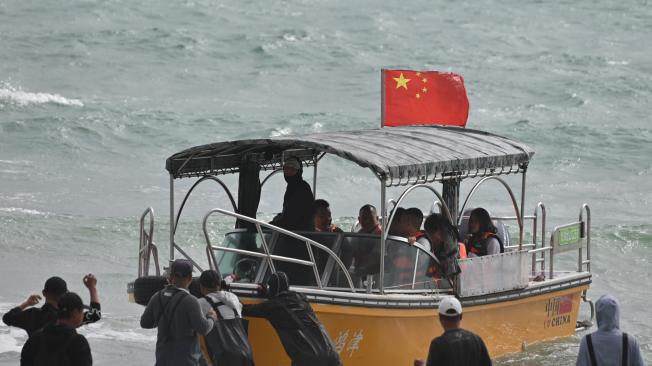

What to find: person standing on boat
left=270, top=157, right=315, bottom=284
left=576, top=294, right=645, bottom=366
left=270, top=157, right=314, bottom=231
left=3, top=274, right=101, bottom=338
left=20, top=292, right=93, bottom=366
left=464, top=208, right=503, bottom=257
left=243, top=272, right=342, bottom=366
left=414, top=297, right=492, bottom=366
left=140, top=259, right=217, bottom=366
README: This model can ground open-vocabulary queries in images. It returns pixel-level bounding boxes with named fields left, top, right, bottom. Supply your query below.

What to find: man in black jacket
left=243, top=272, right=341, bottom=366
left=414, top=297, right=492, bottom=366
left=21, top=292, right=93, bottom=366
left=270, top=157, right=314, bottom=231
left=3, top=274, right=101, bottom=337
left=270, top=157, right=315, bottom=284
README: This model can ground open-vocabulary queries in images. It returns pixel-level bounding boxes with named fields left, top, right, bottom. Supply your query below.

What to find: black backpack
left=203, top=296, right=255, bottom=366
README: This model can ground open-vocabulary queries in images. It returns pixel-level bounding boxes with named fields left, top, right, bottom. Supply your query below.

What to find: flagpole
left=380, top=69, right=385, bottom=128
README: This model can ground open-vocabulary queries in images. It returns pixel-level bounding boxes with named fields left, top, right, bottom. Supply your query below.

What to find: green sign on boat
left=552, top=222, right=585, bottom=252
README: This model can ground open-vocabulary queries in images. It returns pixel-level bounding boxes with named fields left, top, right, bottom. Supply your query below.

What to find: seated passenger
left=356, top=204, right=382, bottom=235
left=387, top=207, right=406, bottom=236
left=403, top=207, right=431, bottom=251
left=423, top=213, right=462, bottom=282
left=464, top=208, right=504, bottom=257
left=313, top=199, right=343, bottom=233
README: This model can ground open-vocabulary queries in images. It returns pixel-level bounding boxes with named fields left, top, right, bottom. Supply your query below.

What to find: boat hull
left=242, top=284, right=589, bottom=365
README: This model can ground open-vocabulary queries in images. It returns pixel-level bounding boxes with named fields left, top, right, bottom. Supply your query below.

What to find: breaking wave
left=0, top=82, right=83, bottom=107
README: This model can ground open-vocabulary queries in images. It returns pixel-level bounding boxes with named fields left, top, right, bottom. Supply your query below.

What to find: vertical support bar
left=169, top=174, right=175, bottom=265
left=256, top=223, right=276, bottom=274
left=312, top=157, right=318, bottom=198
left=380, top=69, right=386, bottom=128
left=442, top=176, right=460, bottom=223
left=580, top=204, right=591, bottom=272
left=549, top=237, right=554, bottom=280
left=305, top=241, right=323, bottom=289
left=379, top=179, right=387, bottom=294
left=519, top=168, right=527, bottom=250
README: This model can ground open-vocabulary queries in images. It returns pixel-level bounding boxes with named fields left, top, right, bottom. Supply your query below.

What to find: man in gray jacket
left=141, top=259, right=217, bottom=366
left=576, top=294, right=645, bottom=366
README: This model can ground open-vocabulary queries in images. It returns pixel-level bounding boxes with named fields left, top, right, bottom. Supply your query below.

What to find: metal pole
left=169, top=174, right=175, bottom=264
left=379, top=179, right=387, bottom=294
left=312, top=157, right=318, bottom=198
left=519, top=168, right=527, bottom=250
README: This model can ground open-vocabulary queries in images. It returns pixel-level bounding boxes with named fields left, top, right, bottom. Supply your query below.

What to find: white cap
left=439, top=297, right=462, bottom=317
left=283, top=158, right=301, bottom=170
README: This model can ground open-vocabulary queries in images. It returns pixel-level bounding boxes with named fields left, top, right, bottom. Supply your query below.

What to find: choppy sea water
left=1, top=0, right=651, bottom=364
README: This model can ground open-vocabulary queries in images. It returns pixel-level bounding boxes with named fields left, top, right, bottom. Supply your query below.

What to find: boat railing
left=202, top=208, right=356, bottom=292
left=527, top=203, right=591, bottom=280
left=138, top=207, right=160, bottom=277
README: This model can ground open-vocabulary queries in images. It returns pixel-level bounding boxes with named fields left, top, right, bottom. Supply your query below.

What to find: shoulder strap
left=622, top=333, right=628, bottom=366
left=586, top=334, right=598, bottom=366
left=204, top=296, right=239, bottom=319
left=162, top=291, right=188, bottom=340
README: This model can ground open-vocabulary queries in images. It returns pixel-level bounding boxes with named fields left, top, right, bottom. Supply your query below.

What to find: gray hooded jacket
left=576, top=294, right=645, bottom=366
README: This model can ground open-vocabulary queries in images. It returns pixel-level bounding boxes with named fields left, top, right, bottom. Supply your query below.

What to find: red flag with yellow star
left=382, top=69, right=469, bottom=127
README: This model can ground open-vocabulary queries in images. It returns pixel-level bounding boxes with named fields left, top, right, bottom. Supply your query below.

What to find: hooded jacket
left=576, top=294, right=645, bottom=366
left=21, top=323, right=92, bottom=366
left=271, top=167, right=314, bottom=231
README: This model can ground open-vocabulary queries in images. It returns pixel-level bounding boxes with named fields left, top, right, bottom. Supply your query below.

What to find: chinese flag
left=382, top=69, right=469, bottom=127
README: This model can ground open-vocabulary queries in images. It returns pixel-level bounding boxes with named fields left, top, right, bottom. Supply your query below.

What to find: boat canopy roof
left=166, top=125, right=534, bottom=186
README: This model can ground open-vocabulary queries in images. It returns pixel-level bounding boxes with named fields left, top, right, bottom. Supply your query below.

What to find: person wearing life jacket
left=313, top=199, right=343, bottom=233
left=423, top=213, right=462, bottom=284
left=356, top=204, right=382, bottom=235
left=464, top=208, right=503, bottom=257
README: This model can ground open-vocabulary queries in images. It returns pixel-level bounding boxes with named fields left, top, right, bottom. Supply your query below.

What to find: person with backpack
left=576, top=294, right=645, bottom=366
left=140, top=259, right=218, bottom=366
left=20, top=292, right=92, bottom=366
left=242, top=272, right=341, bottom=366
left=197, top=270, right=254, bottom=366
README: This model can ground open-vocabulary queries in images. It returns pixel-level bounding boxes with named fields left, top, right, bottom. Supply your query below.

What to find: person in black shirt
left=243, top=272, right=342, bottom=366
left=3, top=274, right=102, bottom=337
left=414, top=297, right=492, bottom=366
left=20, top=292, right=93, bottom=366
left=270, top=157, right=315, bottom=284
left=270, top=157, right=314, bottom=231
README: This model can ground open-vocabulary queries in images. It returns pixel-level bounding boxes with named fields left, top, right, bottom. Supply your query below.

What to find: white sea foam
left=0, top=83, right=83, bottom=107
left=80, top=323, right=155, bottom=343
left=0, top=207, right=50, bottom=216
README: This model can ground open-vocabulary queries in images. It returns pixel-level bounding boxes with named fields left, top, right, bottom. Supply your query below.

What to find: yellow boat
left=128, top=125, right=594, bottom=364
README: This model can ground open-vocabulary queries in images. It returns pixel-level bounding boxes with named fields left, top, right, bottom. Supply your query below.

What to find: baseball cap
left=43, top=276, right=68, bottom=296
left=439, top=297, right=463, bottom=317
left=170, top=259, right=193, bottom=278
left=283, top=158, right=301, bottom=170
left=57, top=292, right=84, bottom=318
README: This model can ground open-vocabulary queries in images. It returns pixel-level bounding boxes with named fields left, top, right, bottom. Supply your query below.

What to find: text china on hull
left=128, top=125, right=594, bottom=364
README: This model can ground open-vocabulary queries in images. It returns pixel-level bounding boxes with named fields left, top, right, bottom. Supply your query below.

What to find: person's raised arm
left=3, top=295, right=40, bottom=328
left=82, top=274, right=101, bottom=324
